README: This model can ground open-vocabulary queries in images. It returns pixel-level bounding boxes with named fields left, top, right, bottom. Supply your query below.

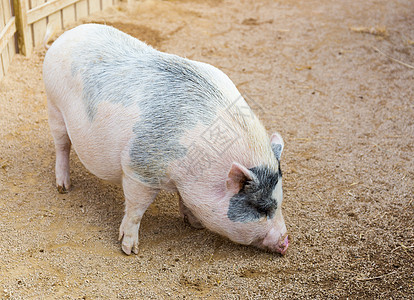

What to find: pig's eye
left=259, top=206, right=274, bottom=217
left=248, top=201, right=271, bottom=217
left=256, top=206, right=270, bottom=217
left=243, top=180, right=259, bottom=193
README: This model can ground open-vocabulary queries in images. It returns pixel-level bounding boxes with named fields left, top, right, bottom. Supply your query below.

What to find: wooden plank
left=0, top=55, right=4, bottom=80
left=0, top=4, right=4, bottom=30
left=6, top=33, right=16, bottom=63
left=32, top=0, right=47, bottom=47
left=0, top=0, right=6, bottom=28
left=102, top=0, right=111, bottom=10
left=1, top=0, right=10, bottom=70
left=62, top=4, right=75, bottom=27
left=47, top=10, right=62, bottom=31
left=3, top=0, right=15, bottom=58
left=1, top=43, right=10, bottom=76
left=2, top=0, right=11, bottom=24
left=0, top=17, right=16, bottom=54
left=7, top=35, right=16, bottom=62
left=0, top=1, right=10, bottom=77
left=14, top=0, right=32, bottom=55
left=75, top=0, right=88, bottom=20
left=88, top=0, right=100, bottom=14
left=5, top=0, right=13, bottom=16
left=0, top=0, right=6, bottom=79
left=26, top=0, right=78, bottom=25
left=32, top=21, right=47, bottom=47
left=5, top=0, right=18, bottom=57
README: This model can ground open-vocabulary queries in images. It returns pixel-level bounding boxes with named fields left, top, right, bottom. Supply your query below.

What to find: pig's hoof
left=57, top=184, right=69, bottom=194
left=119, top=221, right=139, bottom=255
left=179, top=199, right=205, bottom=229
left=183, top=214, right=205, bottom=229
left=121, top=238, right=139, bottom=255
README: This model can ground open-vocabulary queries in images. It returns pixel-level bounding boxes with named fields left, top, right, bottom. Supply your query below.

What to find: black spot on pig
left=277, top=160, right=282, bottom=177
left=227, top=166, right=281, bottom=222
left=271, top=143, right=282, bottom=161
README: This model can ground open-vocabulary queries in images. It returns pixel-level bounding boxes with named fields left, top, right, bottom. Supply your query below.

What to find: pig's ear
left=226, top=162, right=254, bottom=194
left=270, top=132, right=284, bottom=160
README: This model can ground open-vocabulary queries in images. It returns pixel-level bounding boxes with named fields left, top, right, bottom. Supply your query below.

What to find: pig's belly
left=62, top=100, right=139, bottom=184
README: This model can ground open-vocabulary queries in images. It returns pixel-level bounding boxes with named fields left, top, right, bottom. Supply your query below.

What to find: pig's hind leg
left=179, top=195, right=205, bottom=229
left=119, top=173, right=158, bottom=255
left=48, top=101, right=71, bottom=193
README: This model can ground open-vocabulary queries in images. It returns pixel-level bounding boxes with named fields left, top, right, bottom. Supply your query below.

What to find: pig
left=43, top=24, right=289, bottom=255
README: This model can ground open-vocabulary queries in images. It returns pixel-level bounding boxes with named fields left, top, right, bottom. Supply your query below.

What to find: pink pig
left=43, top=24, right=289, bottom=255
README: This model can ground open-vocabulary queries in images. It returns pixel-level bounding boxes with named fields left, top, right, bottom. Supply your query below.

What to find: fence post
left=13, top=0, right=32, bottom=56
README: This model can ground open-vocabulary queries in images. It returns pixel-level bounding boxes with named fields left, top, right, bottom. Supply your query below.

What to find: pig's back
left=44, top=24, right=242, bottom=186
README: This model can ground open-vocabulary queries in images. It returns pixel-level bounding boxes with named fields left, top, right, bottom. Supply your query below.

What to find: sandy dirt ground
left=1, top=0, right=413, bottom=298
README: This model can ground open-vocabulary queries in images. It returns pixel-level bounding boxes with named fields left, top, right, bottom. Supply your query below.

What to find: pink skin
left=240, top=227, right=289, bottom=255
left=262, top=230, right=289, bottom=255
left=280, top=236, right=289, bottom=255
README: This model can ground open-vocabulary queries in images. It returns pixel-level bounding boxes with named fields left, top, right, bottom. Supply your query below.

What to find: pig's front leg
left=119, top=173, right=158, bottom=255
left=179, top=194, right=205, bottom=229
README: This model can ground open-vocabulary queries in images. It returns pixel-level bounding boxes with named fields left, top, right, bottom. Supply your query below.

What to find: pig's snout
left=277, top=235, right=289, bottom=255
left=261, top=227, right=289, bottom=255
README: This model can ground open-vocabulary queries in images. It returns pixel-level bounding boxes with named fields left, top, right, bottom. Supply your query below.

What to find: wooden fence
left=0, top=0, right=122, bottom=80
left=0, top=0, right=17, bottom=80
